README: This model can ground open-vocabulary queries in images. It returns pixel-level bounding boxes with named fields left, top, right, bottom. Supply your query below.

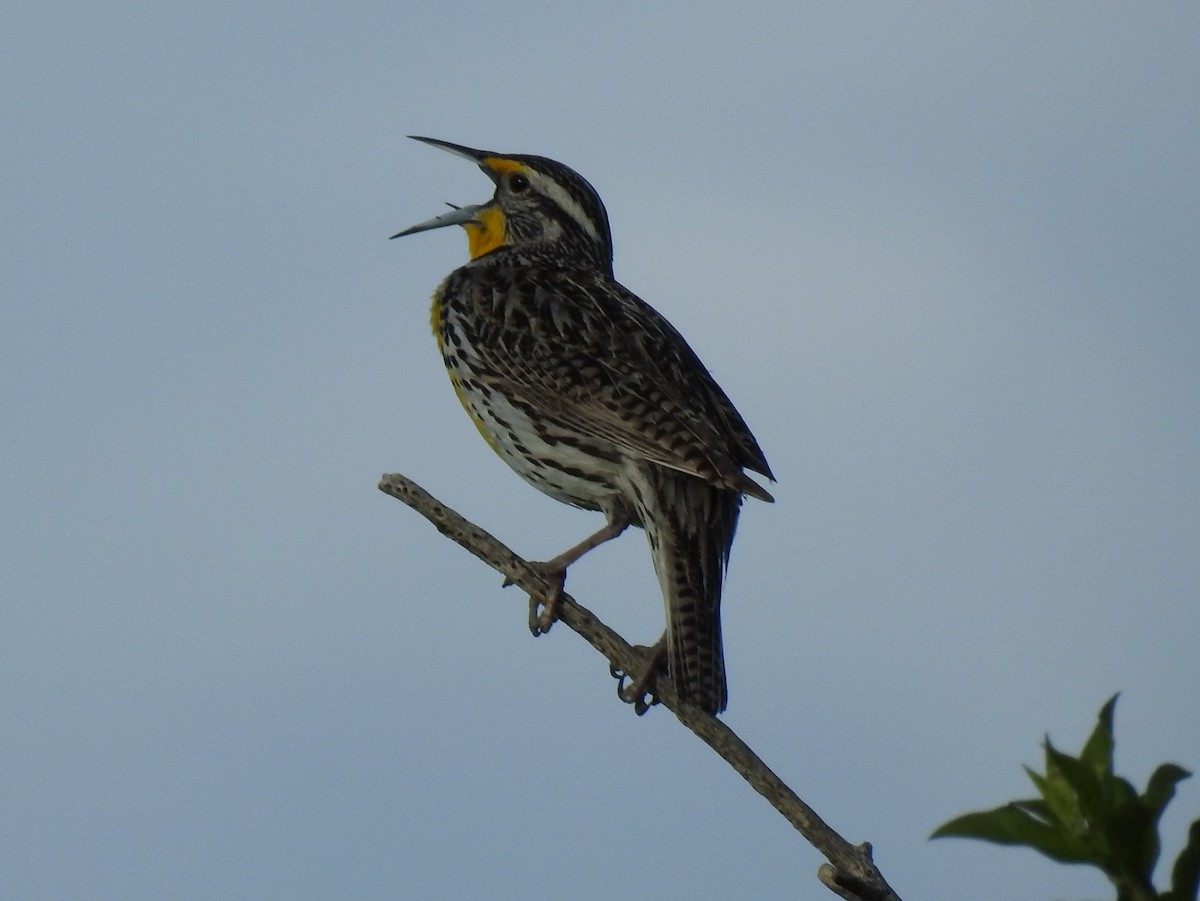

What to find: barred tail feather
left=634, top=466, right=742, bottom=715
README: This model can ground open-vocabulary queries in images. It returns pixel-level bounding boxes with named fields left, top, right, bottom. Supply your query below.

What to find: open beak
left=390, top=136, right=505, bottom=240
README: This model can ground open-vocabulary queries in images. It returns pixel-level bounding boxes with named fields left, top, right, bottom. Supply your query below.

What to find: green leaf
left=1045, top=739, right=1111, bottom=845
left=1144, top=764, right=1192, bottom=818
left=1103, top=764, right=1191, bottom=885
left=1114, top=765, right=1192, bottom=889
left=1081, top=694, right=1119, bottom=778
left=1040, top=740, right=1085, bottom=830
left=1106, top=794, right=1160, bottom=885
left=932, top=804, right=1100, bottom=865
left=1114, top=774, right=1140, bottom=810
left=1025, top=765, right=1051, bottom=802
left=1165, top=818, right=1200, bottom=901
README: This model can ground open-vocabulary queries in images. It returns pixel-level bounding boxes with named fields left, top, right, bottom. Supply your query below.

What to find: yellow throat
left=463, top=206, right=507, bottom=260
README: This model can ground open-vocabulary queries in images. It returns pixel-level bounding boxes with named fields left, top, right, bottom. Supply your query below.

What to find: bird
left=391, top=136, right=773, bottom=715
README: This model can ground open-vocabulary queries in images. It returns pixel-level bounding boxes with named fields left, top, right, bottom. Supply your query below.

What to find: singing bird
left=393, top=137, right=773, bottom=714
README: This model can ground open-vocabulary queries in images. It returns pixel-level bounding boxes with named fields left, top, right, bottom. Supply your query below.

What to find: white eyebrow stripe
left=529, top=170, right=598, bottom=241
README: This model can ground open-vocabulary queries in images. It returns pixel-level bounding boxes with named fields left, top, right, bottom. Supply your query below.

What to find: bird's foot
left=510, top=562, right=567, bottom=636
left=505, top=513, right=632, bottom=636
left=611, top=638, right=667, bottom=715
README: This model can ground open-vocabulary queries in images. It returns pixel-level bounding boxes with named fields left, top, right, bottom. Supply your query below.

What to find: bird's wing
left=463, top=267, right=773, bottom=500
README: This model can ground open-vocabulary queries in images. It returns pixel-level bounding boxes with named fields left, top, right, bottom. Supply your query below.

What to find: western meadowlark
left=392, top=137, right=773, bottom=715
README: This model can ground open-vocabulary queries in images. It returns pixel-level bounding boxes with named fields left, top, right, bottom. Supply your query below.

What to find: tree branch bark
left=379, top=472, right=903, bottom=901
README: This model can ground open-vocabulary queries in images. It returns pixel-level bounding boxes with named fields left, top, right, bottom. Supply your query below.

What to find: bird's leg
left=614, top=634, right=667, bottom=715
left=523, top=510, right=630, bottom=636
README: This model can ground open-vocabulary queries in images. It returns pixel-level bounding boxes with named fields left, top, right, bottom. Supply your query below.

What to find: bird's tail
left=634, top=466, right=743, bottom=715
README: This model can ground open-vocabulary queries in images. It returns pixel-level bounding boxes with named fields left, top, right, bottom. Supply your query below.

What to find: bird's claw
left=523, top=565, right=566, bottom=636
left=614, top=669, right=659, bottom=715
left=527, top=595, right=554, bottom=636
left=611, top=649, right=663, bottom=715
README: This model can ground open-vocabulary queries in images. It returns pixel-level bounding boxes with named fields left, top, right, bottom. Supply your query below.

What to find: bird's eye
left=508, top=173, right=530, bottom=193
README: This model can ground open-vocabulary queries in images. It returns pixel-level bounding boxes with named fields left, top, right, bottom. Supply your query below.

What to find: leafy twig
left=932, top=695, right=1199, bottom=901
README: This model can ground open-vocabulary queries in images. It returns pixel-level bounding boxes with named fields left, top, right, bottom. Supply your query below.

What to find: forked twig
left=379, top=472, right=903, bottom=901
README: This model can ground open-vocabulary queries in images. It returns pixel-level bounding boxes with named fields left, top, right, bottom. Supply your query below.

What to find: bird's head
left=391, top=136, right=613, bottom=271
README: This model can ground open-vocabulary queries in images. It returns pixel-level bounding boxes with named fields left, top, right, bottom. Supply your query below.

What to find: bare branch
left=379, top=472, right=903, bottom=901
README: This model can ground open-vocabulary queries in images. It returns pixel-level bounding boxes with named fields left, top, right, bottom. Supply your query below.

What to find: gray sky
left=4, top=4, right=1198, bottom=899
